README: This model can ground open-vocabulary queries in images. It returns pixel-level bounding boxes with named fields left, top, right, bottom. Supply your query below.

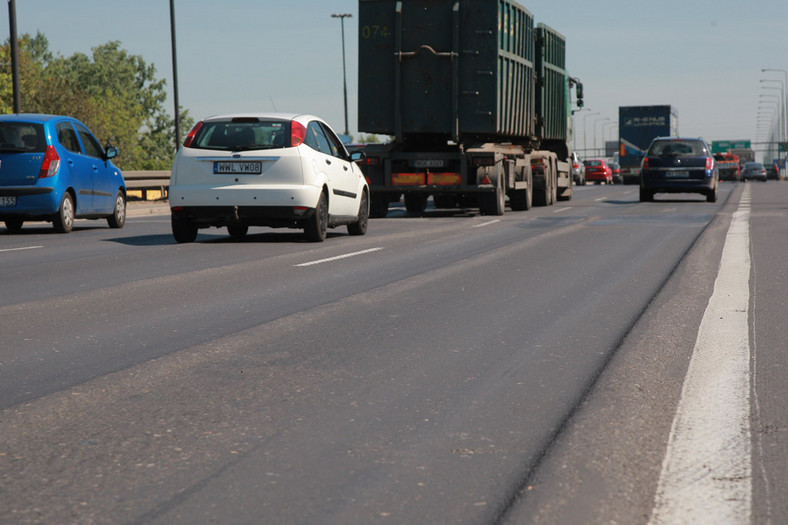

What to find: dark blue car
left=0, top=114, right=126, bottom=233
left=639, top=137, right=718, bottom=203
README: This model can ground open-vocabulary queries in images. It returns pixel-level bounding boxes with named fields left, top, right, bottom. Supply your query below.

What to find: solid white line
left=473, top=220, right=500, bottom=228
left=0, top=245, right=43, bottom=253
left=649, top=185, right=752, bottom=524
left=295, top=247, right=383, bottom=267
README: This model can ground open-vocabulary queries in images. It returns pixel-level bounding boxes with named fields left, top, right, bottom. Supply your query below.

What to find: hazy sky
left=2, top=0, right=787, bottom=154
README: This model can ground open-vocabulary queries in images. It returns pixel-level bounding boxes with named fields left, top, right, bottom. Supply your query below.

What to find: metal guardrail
left=124, top=170, right=170, bottom=200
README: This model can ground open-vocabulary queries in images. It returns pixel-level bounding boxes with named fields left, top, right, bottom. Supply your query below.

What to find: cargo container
left=618, top=105, right=678, bottom=184
left=357, top=0, right=583, bottom=217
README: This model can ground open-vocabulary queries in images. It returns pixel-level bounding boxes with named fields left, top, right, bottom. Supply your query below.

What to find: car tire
left=348, top=190, right=369, bottom=236
left=639, top=187, right=653, bottom=202
left=304, top=192, right=328, bottom=242
left=53, top=192, right=75, bottom=233
left=4, top=218, right=23, bottom=233
left=107, top=191, right=126, bottom=228
left=227, top=225, right=249, bottom=239
left=172, top=215, right=198, bottom=243
left=706, top=185, right=718, bottom=203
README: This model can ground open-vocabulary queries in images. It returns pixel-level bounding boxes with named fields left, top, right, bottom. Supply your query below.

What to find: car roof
left=0, top=113, right=74, bottom=123
left=201, top=112, right=322, bottom=124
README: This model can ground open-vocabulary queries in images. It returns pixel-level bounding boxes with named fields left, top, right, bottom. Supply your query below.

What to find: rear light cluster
left=642, top=157, right=650, bottom=169
left=290, top=121, right=306, bottom=147
left=38, top=145, right=60, bottom=178
left=183, top=121, right=204, bottom=148
left=705, top=157, right=714, bottom=171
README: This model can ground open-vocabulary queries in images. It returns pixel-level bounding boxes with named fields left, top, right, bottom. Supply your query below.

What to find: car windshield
left=190, top=119, right=289, bottom=151
left=648, top=140, right=705, bottom=156
left=0, top=122, right=46, bottom=153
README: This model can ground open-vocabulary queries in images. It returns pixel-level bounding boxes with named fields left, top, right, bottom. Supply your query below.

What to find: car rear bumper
left=640, top=172, right=715, bottom=193
left=170, top=184, right=322, bottom=208
left=170, top=205, right=316, bottom=229
left=0, top=186, right=60, bottom=218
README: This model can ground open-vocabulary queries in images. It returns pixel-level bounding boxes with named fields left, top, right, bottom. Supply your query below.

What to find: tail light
left=705, top=157, right=713, bottom=171
left=38, top=145, right=60, bottom=178
left=183, top=121, right=203, bottom=147
left=642, top=157, right=649, bottom=169
left=290, top=121, right=306, bottom=147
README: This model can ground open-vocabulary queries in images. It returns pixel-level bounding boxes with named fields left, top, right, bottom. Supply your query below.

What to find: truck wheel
left=480, top=173, right=505, bottom=215
left=370, top=193, right=389, bottom=218
left=404, top=194, right=427, bottom=215
left=509, top=187, right=531, bottom=211
left=227, top=225, right=249, bottom=239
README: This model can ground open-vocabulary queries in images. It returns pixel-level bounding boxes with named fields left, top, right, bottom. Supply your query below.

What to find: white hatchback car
left=169, top=113, right=369, bottom=242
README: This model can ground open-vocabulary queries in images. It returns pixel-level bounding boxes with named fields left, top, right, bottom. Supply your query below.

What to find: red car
left=583, top=159, right=613, bottom=184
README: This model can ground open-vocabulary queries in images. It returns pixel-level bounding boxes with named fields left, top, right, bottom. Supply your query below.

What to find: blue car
left=0, top=114, right=126, bottom=233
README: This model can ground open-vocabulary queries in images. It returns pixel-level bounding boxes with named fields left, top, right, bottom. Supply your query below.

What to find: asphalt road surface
left=1, top=181, right=787, bottom=524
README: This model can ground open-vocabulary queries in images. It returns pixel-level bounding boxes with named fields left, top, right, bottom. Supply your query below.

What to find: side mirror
left=105, top=145, right=118, bottom=160
left=350, top=150, right=367, bottom=163
left=575, top=82, right=584, bottom=108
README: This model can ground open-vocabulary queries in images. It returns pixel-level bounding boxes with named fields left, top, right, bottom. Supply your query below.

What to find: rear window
left=584, top=160, right=603, bottom=167
left=0, top=122, right=46, bottom=153
left=189, top=119, right=289, bottom=151
left=648, top=140, right=707, bottom=156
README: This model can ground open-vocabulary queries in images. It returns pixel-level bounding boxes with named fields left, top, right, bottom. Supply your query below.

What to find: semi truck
left=357, top=0, right=583, bottom=217
left=618, top=105, right=678, bottom=184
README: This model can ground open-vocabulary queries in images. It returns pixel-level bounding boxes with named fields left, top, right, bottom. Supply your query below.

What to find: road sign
left=712, top=140, right=751, bottom=153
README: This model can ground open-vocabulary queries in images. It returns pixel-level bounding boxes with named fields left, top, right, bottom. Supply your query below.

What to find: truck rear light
left=290, top=121, right=306, bottom=147
left=183, top=121, right=203, bottom=147
left=38, top=145, right=60, bottom=178
left=392, top=173, right=424, bottom=186
left=364, top=157, right=380, bottom=166
left=427, top=172, right=461, bottom=185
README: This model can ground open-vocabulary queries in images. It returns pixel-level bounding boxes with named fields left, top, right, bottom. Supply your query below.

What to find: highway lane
left=0, top=181, right=777, bottom=523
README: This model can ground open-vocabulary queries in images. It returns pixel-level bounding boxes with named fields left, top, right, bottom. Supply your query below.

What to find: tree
left=1, top=34, right=183, bottom=170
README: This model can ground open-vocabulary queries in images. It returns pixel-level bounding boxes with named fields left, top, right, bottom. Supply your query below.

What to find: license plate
left=214, top=161, right=263, bottom=175
left=666, top=170, right=689, bottom=178
left=0, top=196, right=16, bottom=207
left=413, top=159, right=445, bottom=168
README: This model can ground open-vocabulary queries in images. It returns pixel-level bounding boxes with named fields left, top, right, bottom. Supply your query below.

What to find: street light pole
left=170, top=0, right=181, bottom=149
left=593, top=117, right=610, bottom=157
left=331, top=13, right=352, bottom=136
left=762, top=69, right=788, bottom=161
left=8, top=0, right=21, bottom=113
left=582, top=111, right=599, bottom=157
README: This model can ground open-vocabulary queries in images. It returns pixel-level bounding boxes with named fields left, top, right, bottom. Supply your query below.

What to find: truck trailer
left=357, top=0, right=583, bottom=217
left=618, top=105, right=679, bottom=185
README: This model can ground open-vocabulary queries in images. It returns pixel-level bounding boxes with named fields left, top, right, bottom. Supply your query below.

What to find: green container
left=359, top=0, right=548, bottom=143
left=535, top=23, right=568, bottom=142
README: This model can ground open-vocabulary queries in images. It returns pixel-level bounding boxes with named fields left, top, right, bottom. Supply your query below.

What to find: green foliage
left=1, top=33, right=184, bottom=170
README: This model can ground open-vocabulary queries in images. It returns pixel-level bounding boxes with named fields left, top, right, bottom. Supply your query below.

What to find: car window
left=0, top=122, right=45, bottom=153
left=305, top=121, right=333, bottom=155
left=649, top=140, right=705, bottom=156
left=56, top=122, right=81, bottom=153
left=74, top=122, right=105, bottom=158
left=191, top=120, right=288, bottom=151
left=584, top=160, right=602, bottom=167
left=318, top=122, right=349, bottom=159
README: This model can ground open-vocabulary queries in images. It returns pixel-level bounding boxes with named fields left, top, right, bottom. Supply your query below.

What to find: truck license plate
left=0, top=196, right=16, bottom=207
left=214, top=161, right=263, bottom=175
left=413, top=160, right=445, bottom=168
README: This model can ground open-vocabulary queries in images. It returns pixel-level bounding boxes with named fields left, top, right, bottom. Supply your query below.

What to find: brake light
left=183, top=121, right=203, bottom=147
left=642, top=157, right=649, bottom=169
left=38, top=145, right=60, bottom=178
left=291, top=121, right=306, bottom=147
left=705, top=157, right=713, bottom=171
